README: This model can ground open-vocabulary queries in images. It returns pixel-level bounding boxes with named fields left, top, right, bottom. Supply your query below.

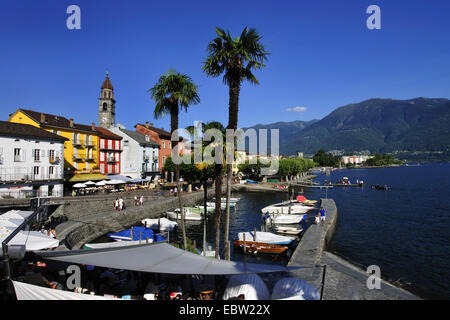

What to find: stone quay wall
left=54, top=189, right=216, bottom=250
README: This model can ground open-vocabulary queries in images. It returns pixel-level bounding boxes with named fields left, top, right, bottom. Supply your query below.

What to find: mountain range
left=244, top=97, right=450, bottom=160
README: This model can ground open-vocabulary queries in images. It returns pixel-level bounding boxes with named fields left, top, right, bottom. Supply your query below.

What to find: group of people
left=114, top=197, right=125, bottom=211
left=39, top=227, right=57, bottom=239
left=134, top=195, right=144, bottom=207
left=12, top=260, right=224, bottom=300
left=169, top=187, right=178, bottom=196
left=115, top=195, right=146, bottom=210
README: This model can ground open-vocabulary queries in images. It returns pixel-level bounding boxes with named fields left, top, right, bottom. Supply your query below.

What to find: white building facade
left=108, top=125, right=159, bottom=179
left=341, top=155, right=373, bottom=165
left=0, top=122, right=67, bottom=199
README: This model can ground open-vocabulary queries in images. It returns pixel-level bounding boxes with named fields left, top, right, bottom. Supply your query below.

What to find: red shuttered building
left=96, top=127, right=123, bottom=175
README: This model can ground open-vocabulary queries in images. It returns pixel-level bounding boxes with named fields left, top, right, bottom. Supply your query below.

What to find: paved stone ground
left=320, top=251, right=419, bottom=300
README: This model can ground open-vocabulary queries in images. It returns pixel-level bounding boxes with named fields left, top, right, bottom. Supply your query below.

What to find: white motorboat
left=213, top=197, right=240, bottom=203
left=261, top=200, right=314, bottom=214
left=272, top=225, right=303, bottom=236
left=166, top=210, right=203, bottom=221
left=237, top=231, right=295, bottom=245
left=206, top=202, right=236, bottom=209
left=193, top=205, right=215, bottom=213
left=141, top=218, right=178, bottom=232
left=175, top=206, right=214, bottom=214
left=84, top=240, right=151, bottom=250
left=265, top=214, right=306, bottom=225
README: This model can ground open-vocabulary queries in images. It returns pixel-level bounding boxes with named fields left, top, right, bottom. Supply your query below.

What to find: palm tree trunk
left=170, top=107, right=187, bottom=250
left=224, top=81, right=241, bottom=260
left=203, top=179, right=208, bottom=256
left=224, top=163, right=233, bottom=260
left=214, top=164, right=223, bottom=259
left=175, top=165, right=186, bottom=249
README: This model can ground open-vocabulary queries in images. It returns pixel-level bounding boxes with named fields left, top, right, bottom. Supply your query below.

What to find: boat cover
left=0, top=227, right=59, bottom=252
left=222, top=274, right=271, bottom=300
left=108, top=226, right=166, bottom=242
left=34, top=242, right=297, bottom=275
left=238, top=231, right=295, bottom=244
left=271, top=277, right=320, bottom=300
left=1, top=210, right=34, bottom=220
left=12, top=281, right=120, bottom=300
left=0, top=218, right=24, bottom=229
left=141, top=218, right=177, bottom=231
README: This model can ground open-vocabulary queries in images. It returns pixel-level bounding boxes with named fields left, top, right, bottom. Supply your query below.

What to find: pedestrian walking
left=139, top=195, right=144, bottom=207
left=315, top=213, right=320, bottom=225
left=134, top=196, right=138, bottom=206
left=118, top=197, right=124, bottom=211
left=114, top=198, right=119, bottom=210
left=319, top=207, right=326, bottom=226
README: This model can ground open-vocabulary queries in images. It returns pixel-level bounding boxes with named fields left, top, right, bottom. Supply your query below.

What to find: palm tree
left=149, top=69, right=200, bottom=250
left=203, top=27, right=269, bottom=260
left=188, top=121, right=226, bottom=259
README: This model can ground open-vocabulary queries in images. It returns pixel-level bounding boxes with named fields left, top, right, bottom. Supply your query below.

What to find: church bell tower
left=98, top=72, right=116, bottom=129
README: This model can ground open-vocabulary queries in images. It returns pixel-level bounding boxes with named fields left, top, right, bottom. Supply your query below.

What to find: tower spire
left=99, top=72, right=116, bottom=128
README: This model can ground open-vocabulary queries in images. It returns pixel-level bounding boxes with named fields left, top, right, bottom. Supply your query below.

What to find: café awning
left=68, top=173, right=109, bottom=182
left=35, top=242, right=299, bottom=275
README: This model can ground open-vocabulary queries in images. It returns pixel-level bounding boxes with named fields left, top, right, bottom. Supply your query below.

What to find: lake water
left=188, top=163, right=450, bottom=299
left=305, top=163, right=450, bottom=299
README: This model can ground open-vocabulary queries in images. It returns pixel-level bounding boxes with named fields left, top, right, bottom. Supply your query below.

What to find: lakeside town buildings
left=2, top=74, right=175, bottom=198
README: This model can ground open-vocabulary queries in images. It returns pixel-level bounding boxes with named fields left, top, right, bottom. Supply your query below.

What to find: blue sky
left=0, top=0, right=449, bottom=131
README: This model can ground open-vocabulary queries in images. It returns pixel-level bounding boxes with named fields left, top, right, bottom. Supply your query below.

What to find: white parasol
left=105, top=179, right=124, bottom=185
left=73, top=183, right=87, bottom=188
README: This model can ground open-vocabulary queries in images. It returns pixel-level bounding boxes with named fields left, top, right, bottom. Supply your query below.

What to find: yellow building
left=8, top=109, right=105, bottom=182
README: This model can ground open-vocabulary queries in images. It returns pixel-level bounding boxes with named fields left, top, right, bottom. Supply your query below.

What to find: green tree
left=203, top=27, right=269, bottom=260
left=149, top=69, right=200, bottom=250
left=313, top=149, right=340, bottom=167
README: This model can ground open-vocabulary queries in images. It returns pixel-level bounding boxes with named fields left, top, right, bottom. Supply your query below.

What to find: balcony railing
left=142, top=164, right=158, bottom=173
left=106, top=157, right=118, bottom=163
left=100, top=145, right=123, bottom=152
left=72, top=141, right=83, bottom=147
left=49, top=157, right=61, bottom=164
left=0, top=188, right=63, bottom=200
left=0, top=172, right=63, bottom=182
